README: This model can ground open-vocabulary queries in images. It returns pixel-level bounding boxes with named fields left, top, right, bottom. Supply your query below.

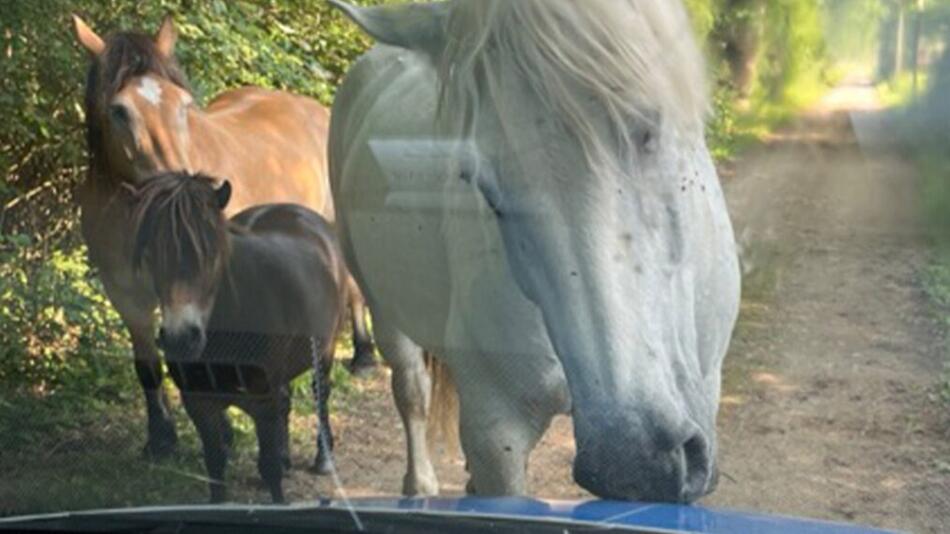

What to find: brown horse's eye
left=109, top=104, right=131, bottom=126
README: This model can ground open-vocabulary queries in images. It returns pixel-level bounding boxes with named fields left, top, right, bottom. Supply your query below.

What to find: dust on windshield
left=1, top=1, right=948, bottom=533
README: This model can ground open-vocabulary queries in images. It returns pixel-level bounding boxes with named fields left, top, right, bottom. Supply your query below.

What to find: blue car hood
left=0, top=497, right=899, bottom=533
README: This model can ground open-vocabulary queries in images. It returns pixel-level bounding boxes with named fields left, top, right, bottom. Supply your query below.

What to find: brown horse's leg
left=127, top=318, right=178, bottom=459
left=98, top=269, right=178, bottom=459
left=346, top=277, right=377, bottom=374
left=184, top=398, right=228, bottom=503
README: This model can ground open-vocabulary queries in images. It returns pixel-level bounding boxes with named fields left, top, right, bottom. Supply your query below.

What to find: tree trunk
left=723, top=0, right=765, bottom=99
left=911, top=0, right=924, bottom=98
left=894, top=2, right=906, bottom=79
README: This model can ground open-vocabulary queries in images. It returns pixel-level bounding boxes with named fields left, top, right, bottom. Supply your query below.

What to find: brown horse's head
left=74, top=15, right=195, bottom=186
left=129, top=172, right=232, bottom=358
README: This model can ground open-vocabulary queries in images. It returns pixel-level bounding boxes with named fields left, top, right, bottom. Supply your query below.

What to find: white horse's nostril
left=680, top=433, right=710, bottom=501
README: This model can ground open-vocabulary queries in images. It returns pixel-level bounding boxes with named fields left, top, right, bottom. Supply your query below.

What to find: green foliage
left=0, top=236, right=130, bottom=396
left=922, top=253, right=950, bottom=404
left=877, top=70, right=928, bottom=107
left=756, top=0, right=829, bottom=106
left=706, top=84, right=743, bottom=160
left=693, top=0, right=835, bottom=158
left=824, top=0, right=888, bottom=65
left=684, top=0, right=720, bottom=41
left=896, top=38, right=950, bottom=405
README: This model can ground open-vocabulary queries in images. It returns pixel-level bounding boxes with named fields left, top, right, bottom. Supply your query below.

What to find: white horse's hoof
left=402, top=471, right=439, bottom=497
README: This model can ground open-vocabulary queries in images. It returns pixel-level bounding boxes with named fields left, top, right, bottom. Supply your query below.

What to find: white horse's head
left=334, top=0, right=740, bottom=502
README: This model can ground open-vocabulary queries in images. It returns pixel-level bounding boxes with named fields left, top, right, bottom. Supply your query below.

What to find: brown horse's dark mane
left=84, top=30, right=190, bottom=189
left=131, top=172, right=229, bottom=292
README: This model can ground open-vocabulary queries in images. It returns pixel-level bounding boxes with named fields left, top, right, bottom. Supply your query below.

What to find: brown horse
left=128, top=172, right=346, bottom=503
left=72, top=15, right=375, bottom=458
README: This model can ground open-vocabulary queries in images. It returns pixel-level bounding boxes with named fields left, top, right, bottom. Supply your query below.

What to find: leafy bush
left=0, top=236, right=130, bottom=397
left=683, top=0, right=833, bottom=159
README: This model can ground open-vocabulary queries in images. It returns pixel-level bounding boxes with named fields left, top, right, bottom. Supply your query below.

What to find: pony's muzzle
left=156, top=325, right=205, bottom=359
left=572, top=417, right=713, bottom=503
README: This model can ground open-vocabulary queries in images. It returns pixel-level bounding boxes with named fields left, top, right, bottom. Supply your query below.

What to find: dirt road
left=278, top=83, right=950, bottom=532
left=707, top=83, right=950, bottom=532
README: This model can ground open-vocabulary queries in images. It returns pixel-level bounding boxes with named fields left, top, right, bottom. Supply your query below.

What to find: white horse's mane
left=438, top=0, right=708, bottom=169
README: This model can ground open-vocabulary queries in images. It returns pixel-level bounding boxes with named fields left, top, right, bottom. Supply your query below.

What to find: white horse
left=328, top=0, right=740, bottom=502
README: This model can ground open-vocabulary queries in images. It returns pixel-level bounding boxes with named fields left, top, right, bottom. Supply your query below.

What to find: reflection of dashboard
left=369, top=138, right=486, bottom=213
left=165, top=332, right=313, bottom=397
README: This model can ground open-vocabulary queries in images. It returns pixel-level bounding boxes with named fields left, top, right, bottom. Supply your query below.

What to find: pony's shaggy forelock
left=130, top=173, right=229, bottom=292
left=437, top=0, right=707, bottom=170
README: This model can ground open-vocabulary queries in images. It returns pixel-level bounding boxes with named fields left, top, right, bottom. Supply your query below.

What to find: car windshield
left=1, top=1, right=948, bottom=533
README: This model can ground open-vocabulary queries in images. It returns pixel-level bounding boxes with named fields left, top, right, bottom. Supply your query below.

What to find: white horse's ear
left=155, top=15, right=177, bottom=58
left=328, top=0, right=449, bottom=58
left=72, top=14, right=105, bottom=58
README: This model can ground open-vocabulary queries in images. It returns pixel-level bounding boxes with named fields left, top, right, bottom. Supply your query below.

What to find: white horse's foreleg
left=445, top=317, right=565, bottom=496
left=452, top=360, right=556, bottom=496
left=373, top=318, right=439, bottom=496
left=443, top=266, right=569, bottom=496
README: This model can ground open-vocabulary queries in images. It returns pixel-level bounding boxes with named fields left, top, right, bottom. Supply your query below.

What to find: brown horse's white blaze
left=72, top=15, right=376, bottom=459
left=109, top=76, right=195, bottom=176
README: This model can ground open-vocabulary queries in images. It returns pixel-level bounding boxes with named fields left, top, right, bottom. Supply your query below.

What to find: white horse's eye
left=640, top=128, right=658, bottom=153
left=630, top=114, right=660, bottom=154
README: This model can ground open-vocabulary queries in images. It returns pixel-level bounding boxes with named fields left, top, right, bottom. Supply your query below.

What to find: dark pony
left=128, top=172, right=347, bottom=503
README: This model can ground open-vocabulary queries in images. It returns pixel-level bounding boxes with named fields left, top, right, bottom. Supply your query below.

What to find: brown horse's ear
left=72, top=14, right=105, bottom=58
left=215, top=181, right=232, bottom=210
left=155, top=15, right=177, bottom=58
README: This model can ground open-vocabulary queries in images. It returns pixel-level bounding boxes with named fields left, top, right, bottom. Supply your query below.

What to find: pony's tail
left=424, top=351, right=460, bottom=455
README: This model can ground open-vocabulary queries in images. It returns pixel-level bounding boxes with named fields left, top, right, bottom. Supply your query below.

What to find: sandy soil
left=268, top=83, right=950, bottom=532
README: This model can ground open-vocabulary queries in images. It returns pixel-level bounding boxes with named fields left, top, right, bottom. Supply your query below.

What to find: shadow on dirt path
left=707, top=81, right=950, bottom=532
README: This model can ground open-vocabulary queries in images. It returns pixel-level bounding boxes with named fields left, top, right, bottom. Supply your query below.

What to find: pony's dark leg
left=183, top=398, right=228, bottom=503
left=127, top=317, right=178, bottom=459
left=220, top=411, right=234, bottom=451
left=277, top=386, right=292, bottom=470
left=253, top=402, right=286, bottom=504
left=346, top=277, right=377, bottom=374
left=311, top=351, right=335, bottom=475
